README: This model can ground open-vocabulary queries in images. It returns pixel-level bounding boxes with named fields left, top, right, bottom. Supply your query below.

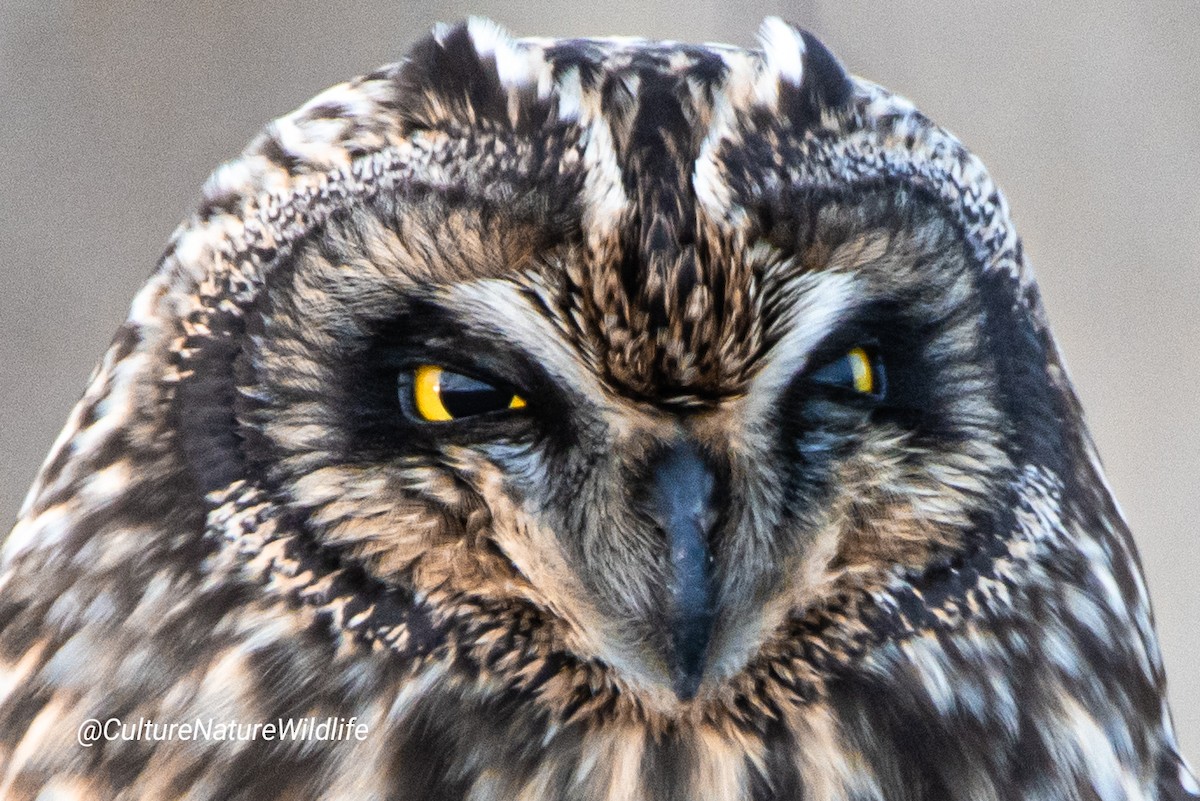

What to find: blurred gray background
left=1, top=1, right=1196, bottom=757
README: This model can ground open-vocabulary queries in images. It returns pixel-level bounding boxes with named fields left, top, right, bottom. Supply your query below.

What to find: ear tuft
left=394, top=20, right=507, bottom=130
left=395, top=19, right=552, bottom=133
left=757, top=18, right=854, bottom=129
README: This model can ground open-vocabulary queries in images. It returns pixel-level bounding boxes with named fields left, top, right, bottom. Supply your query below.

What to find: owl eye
left=402, top=364, right=527, bottom=422
left=808, top=346, right=885, bottom=398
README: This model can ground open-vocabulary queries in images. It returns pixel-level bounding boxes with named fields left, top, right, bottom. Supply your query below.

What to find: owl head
left=20, top=19, right=1143, bottom=724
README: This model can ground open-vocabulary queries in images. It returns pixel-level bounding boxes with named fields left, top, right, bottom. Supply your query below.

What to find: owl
left=0, top=16, right=1194, bottom=801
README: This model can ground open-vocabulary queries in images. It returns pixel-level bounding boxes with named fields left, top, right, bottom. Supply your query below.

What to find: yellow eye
left=846, top=346, right=875, bottom=395
left=809, top=346, right=884, bottom=397
left=408, top=365, right=526, bottom=422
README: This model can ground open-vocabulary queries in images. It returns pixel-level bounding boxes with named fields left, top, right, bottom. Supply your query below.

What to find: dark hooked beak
left=649, top=442, right=717, bottom=701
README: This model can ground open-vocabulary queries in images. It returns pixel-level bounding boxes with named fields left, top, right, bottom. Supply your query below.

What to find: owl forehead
left=187, top=18, right=1037, bottom=402
left=382, top=20, right=859, bottom=399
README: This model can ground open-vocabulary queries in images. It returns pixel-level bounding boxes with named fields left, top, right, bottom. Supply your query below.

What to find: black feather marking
left=393, top=22, right=508, bottom=132
left=798, top=30, right=854, bottom=109
left=975, top=268, right=1069, bottom=475
left=1159, top=753, right=1200, bottom=801
left=773, top=25, right=854, bottom=133
left=258, top=134, right=304, bottom=174
left=174, top=305, right=247, bottom=495
left=748, top=715, right=805, bottom=801
left=544, top=39, right=608, bottom=89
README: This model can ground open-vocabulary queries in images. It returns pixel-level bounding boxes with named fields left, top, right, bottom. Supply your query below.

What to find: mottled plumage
left=0, top=18, right=1195, bottom=801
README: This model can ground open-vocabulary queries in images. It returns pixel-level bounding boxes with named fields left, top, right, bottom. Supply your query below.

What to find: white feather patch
left=1180, top=762, right=1200, bottom=795
left=741, top=270, right=857, bottom=420
left=758, top=17, right=806, bottom=87
left=468, top=16, right=534, bottom=95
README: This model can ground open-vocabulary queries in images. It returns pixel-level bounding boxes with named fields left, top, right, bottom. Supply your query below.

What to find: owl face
left=212, top=21, right=1061, bottom=707
left=5, top=17, right=1193, bottom=800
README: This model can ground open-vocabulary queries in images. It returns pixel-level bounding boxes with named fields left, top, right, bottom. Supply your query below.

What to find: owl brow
left=366, top=296, right=547, bottom=388
left=749, top=270, right=860, bottom=402
left=433, top=279, right=611, bottom=402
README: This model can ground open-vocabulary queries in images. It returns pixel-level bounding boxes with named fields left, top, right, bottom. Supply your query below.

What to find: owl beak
left=649, top=442, right=717, bottom=701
